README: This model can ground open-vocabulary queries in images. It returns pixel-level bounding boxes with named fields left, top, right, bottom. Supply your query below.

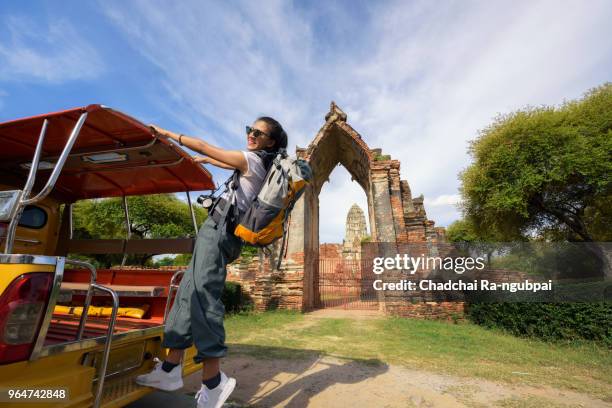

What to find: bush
left=222, top=281, right=252, bottom=313
left=466, top=302, right=612, bottom=346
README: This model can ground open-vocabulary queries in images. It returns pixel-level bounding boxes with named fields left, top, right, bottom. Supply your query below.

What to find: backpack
left=232, top=148, right=312, bottom=264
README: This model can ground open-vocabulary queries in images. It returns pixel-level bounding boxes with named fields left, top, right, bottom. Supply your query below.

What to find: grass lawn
left=225, top=310, right=612, bottom=400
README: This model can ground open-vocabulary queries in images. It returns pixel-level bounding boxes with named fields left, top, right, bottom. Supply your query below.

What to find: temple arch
left=285, top=102, right=401, bottom=310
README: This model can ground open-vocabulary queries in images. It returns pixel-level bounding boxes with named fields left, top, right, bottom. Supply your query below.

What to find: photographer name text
left=372, top=279, right=553, bottom=293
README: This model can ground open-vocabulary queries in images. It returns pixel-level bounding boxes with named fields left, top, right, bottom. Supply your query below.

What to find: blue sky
left=1, top=0, right=611, bottom=243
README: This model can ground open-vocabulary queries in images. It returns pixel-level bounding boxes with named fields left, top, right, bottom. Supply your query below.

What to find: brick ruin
left=227, top=102, right=458, bottom=318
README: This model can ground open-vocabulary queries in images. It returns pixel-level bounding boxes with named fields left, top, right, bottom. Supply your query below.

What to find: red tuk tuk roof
left=0, top=104, right=215, bottom=201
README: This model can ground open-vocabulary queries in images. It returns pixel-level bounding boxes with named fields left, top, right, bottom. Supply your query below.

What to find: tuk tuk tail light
left=0, top=273, right=53, bottom=364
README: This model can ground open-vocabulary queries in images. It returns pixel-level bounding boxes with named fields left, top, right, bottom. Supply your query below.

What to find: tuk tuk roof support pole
left=68, top=203, right=74, bottom=240
left=3, top=119, right=48, bottom=254
left=186, top=191, right=198, bottom=234
left=120, top=195, right=131, bottom=267
left=22, top=119, right=49, bottom=201
left=23, top=112, right=88, bottom=206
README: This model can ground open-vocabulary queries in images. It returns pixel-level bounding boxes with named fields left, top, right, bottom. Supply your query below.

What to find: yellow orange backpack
left=232, top=148, right=312, bottom=264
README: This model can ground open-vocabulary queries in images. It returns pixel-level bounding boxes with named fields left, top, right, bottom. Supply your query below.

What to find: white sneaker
left=135, top=357, right=184, bottom=391
left=195, top=371, right=236, bottom=408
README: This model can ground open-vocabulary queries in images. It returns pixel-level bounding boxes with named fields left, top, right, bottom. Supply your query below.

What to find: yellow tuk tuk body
left=0, top=105, right=214, bottom=407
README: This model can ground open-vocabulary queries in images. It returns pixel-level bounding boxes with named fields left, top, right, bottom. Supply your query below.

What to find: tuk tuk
left=0, top=105, right=215, bottom=407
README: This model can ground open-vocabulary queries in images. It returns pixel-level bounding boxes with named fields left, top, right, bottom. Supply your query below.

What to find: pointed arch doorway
left=283, top=103, right=399, bottom=311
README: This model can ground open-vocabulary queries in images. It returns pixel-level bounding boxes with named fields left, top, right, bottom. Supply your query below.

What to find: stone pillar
left=369, top=165, right=399, bottom=313
left=370, top=166, right=397, bottom=243
left=388, top=161, right=408, bottom=243
left=298, top=184, right=319, bottom=311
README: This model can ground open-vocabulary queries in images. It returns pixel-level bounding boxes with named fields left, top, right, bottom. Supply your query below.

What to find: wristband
left=179, top=134, right=184, bottom=146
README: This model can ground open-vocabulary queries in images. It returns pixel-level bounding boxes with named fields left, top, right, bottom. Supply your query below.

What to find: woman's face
left=246, top=120, right=275, bottom=151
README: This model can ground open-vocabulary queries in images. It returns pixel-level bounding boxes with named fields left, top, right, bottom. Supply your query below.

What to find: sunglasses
left=246, top=125, right=270, bottom=139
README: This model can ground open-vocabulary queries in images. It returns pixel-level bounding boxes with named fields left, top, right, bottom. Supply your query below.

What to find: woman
left=136, top=117, right=288, bottom=408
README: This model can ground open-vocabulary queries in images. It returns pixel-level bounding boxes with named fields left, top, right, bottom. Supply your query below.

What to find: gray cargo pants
left=162, top=215, right=242, bottom=362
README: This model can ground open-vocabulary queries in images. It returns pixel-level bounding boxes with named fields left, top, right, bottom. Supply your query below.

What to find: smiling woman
left=137, top=116, right=288, bottom=408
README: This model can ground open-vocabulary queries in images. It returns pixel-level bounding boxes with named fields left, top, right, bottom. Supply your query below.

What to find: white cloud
left=0, top=16, right=104, bottom=83
left=102, top=0, right=612, bottom=241
left=424, top=194, right=463, bottom=228
left=426, top=194, right=461, bottom=207
left=102, top=1, right=316, bottom=147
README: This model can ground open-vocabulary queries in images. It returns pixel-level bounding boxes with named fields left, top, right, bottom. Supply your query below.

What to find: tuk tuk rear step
left=99, top=373, right=153, bottom=407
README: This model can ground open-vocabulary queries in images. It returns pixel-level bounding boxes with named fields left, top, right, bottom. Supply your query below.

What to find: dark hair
left=256, top=116, right=288, bottom=152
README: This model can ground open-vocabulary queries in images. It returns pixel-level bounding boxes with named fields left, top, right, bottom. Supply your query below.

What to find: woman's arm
left=150, top=125, right=248, bottom=173
left=193, top=155, right=236, bottom=170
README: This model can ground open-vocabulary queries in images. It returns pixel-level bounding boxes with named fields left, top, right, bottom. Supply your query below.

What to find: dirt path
left=180, top=353, right=610, bottom=408
left=304, top=308, right=384, bottom=319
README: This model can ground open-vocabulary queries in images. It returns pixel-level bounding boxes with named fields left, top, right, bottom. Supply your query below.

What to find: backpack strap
left=276, top=211, right=290, bottom=270
left=253, top=149, right=277, bottom=172
left=211, top=170, right=239, bottom=231
left=208, top=170, right=234, bottom=215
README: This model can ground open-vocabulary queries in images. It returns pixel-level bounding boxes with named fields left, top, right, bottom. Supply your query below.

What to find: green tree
left=459, top=83, right=612, bottom=276
left=445, top=220, right=479, bottom=243
left=72, top=194, right=206, bottom=267
left=172, top=253, right=193, bottom=266
left=153, top=256, right=176, bottom=267
left=460, top=84, right=611, bottom=242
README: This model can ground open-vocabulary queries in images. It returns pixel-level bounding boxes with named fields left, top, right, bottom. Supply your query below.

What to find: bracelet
left=178, top=134, right=184, bottom=146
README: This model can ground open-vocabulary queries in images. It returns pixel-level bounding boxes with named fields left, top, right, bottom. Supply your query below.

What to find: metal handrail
left=68, top=203, right=74, bottom=240
left=23, top=112, right=87, bottom=205
left=64, top=259, right=97, bottom=340
left=22, top=119, right=49, bottom=200
left=22, top=112, right=89, bottom=206
left=3, top=119, right=48, bottom=253
left=120, top=196, right=131, bottom=267
left=60, top=259, right=121, bottom=408
left=4, top=112, right=89, bottom=254
left=89, top=283, right=119, bottom=408
left=163, top=270, right=185, bottom=323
